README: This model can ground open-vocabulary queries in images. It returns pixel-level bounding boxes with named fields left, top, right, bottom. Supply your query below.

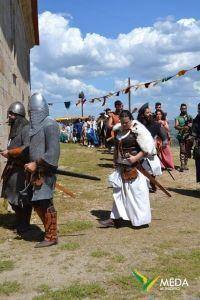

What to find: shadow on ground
left=97, top=163, right=114, bottom=169
left=0, top=213, right=44, bottom=242
left=168, top=188, right=200, bottom=199
left=90, top=210, right=149, bottom=230
left=99, top=158, right=113, bottom=161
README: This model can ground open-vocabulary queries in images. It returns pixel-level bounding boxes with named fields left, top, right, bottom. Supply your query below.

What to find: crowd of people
left=0, top=93, right=199, bottom=247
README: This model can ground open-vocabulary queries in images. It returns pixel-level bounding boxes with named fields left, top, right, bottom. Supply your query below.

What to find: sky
left=31, top=0, right=200, bottom=119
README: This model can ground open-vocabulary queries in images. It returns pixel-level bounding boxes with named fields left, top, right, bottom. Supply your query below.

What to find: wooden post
left=81, top=99, right=83, bottom=117
left=78, top=91, right=85, bottom=117
left=128, top=77, right=131, bottom=112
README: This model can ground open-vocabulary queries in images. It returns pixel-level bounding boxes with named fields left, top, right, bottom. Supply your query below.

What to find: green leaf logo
left=132, top=270, right=160, bottom=292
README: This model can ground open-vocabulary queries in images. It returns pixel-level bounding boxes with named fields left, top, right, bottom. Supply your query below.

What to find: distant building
left=0, top=0, right=39, bottom=171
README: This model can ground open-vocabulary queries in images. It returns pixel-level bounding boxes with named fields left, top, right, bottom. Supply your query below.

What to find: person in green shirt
left=175, top=103, right=193, bottom=172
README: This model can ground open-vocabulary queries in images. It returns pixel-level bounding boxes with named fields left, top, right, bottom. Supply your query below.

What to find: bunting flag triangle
left=162, top=76, right=173, bottom=82
left=151, top=81, right=159, bottom=87
left=90, top=98, right=95, bottom=103
left=76, top=99, right=81, bottom=106
left=177, top=70, right=187, bottom=76
left=116, top=91, right=120, bottom=96
left=102, top=96, right=107, bottom=106
left=64, top=101, right=71, bottom=109
left=124, top=86, right=131, bottom=94
left=135, top=86, right=139, bottom=91
left=144, top=82, right=151, bottom=88
left=48, top=103, right=53, bottom=106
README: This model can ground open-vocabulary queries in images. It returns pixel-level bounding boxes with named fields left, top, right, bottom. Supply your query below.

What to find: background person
left=1, top=102, right=32, bottom=234
left=175, top=103, right=193, bottom=172
left=192, top=103, right=200, bottom=187
left=155, top=109, right=174, bottom=170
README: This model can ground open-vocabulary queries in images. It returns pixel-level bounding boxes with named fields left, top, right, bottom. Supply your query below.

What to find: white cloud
left=31, top=11, right=200, bottom=117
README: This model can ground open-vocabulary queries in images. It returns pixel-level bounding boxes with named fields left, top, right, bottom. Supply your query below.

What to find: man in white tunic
left=99, top=110, right=156, bottom=228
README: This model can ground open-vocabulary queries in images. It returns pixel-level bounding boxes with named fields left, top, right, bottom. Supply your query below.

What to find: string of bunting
left=75, top=63, right=200, bottom=107
left=48, top=101, right=71, bottom=109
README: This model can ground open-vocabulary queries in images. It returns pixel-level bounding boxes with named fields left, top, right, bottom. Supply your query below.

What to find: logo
left=159, top=277, right=189, bottom=290
left=132, top=270, right=160, bottom=292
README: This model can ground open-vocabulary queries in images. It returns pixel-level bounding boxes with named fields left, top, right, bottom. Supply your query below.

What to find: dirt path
left=0, top=144, right=199, bottom=299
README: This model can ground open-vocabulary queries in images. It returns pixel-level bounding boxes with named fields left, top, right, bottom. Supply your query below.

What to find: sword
left=55, top=168, right=100, bottom=181
left=138, top=165, right=172, bottom=197
left=55, top=182, right=75, bottom=198
left=156, top=151, right=175, bottom=181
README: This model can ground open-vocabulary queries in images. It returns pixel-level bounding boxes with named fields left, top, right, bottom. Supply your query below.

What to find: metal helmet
left=8, top=101, right=26, bottom=117
left=28, top=92, right=49, bottom=125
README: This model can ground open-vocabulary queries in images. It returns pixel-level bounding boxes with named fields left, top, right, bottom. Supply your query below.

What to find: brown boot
left=35, top=206, right=58, bottom=248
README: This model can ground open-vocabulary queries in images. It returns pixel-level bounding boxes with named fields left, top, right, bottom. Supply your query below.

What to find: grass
left=112, top=254, right=126, bottom=263
left=0, top=260, right=14, bottom=272
left=59, top=220, right=93, bottom=234
left=33, top=282, right=106, bottom=300
left=0, top=144, right=199, bottom=300
left=0, top=281, right=21, bottom=295
left=59, top=242, right=80, bottom=251
left=110, top=274, right=144, bottom=299
left=91, top=249, right=110, bottom=258
left=156, top=249, right=200, bottom=280
left=36, top=284, right=51, bottom=293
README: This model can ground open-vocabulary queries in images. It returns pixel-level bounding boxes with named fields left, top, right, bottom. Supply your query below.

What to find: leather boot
left=35, top=206, right=58, bottom=248
left=180, top=161, right=185, bottom=172
left=98, top=218, right=115, bottom=228
left=34, top=206, right=45, bottom=225
left=18, top=205, right=32, bottom=233
left=12, top=205, right=31, bottom=234
left=184, top=160, right=189, bottom=170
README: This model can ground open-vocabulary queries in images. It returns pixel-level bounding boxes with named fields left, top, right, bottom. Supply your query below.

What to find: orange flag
left=177, top=70, right=187, bottom=76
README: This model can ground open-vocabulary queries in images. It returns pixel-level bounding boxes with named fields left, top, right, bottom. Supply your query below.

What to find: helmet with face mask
left=7, top=101, right=25, bottom=117
left=28, top=93, right=49, bottom=127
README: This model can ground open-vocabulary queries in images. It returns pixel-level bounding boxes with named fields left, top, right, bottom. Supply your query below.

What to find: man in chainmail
left=1, top=102, right=32, bottom=234
left=25, top=93, right=60, bottom=248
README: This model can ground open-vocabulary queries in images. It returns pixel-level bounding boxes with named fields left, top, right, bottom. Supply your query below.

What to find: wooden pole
left=128, top=77, right=131, bottom=112
left=81, top=99, right=83, bottom=117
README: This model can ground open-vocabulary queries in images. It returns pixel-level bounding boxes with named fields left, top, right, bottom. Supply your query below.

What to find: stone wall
left=0, top=0, right=38, bottom=173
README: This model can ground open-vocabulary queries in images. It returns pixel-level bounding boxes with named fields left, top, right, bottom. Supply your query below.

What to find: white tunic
left=109, top=120, right=156, bottom=226
left=109, top=169, right=151, bottom=226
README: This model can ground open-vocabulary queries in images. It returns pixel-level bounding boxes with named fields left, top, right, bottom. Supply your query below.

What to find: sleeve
left=21, top=125, right=30, bottom=147
left=43, top=124, right=60, bottom=167
left=17, top=125, right=30, bottom=162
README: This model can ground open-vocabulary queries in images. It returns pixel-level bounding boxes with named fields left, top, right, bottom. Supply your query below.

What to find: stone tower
left=0, top=0, right=39, bottom=172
